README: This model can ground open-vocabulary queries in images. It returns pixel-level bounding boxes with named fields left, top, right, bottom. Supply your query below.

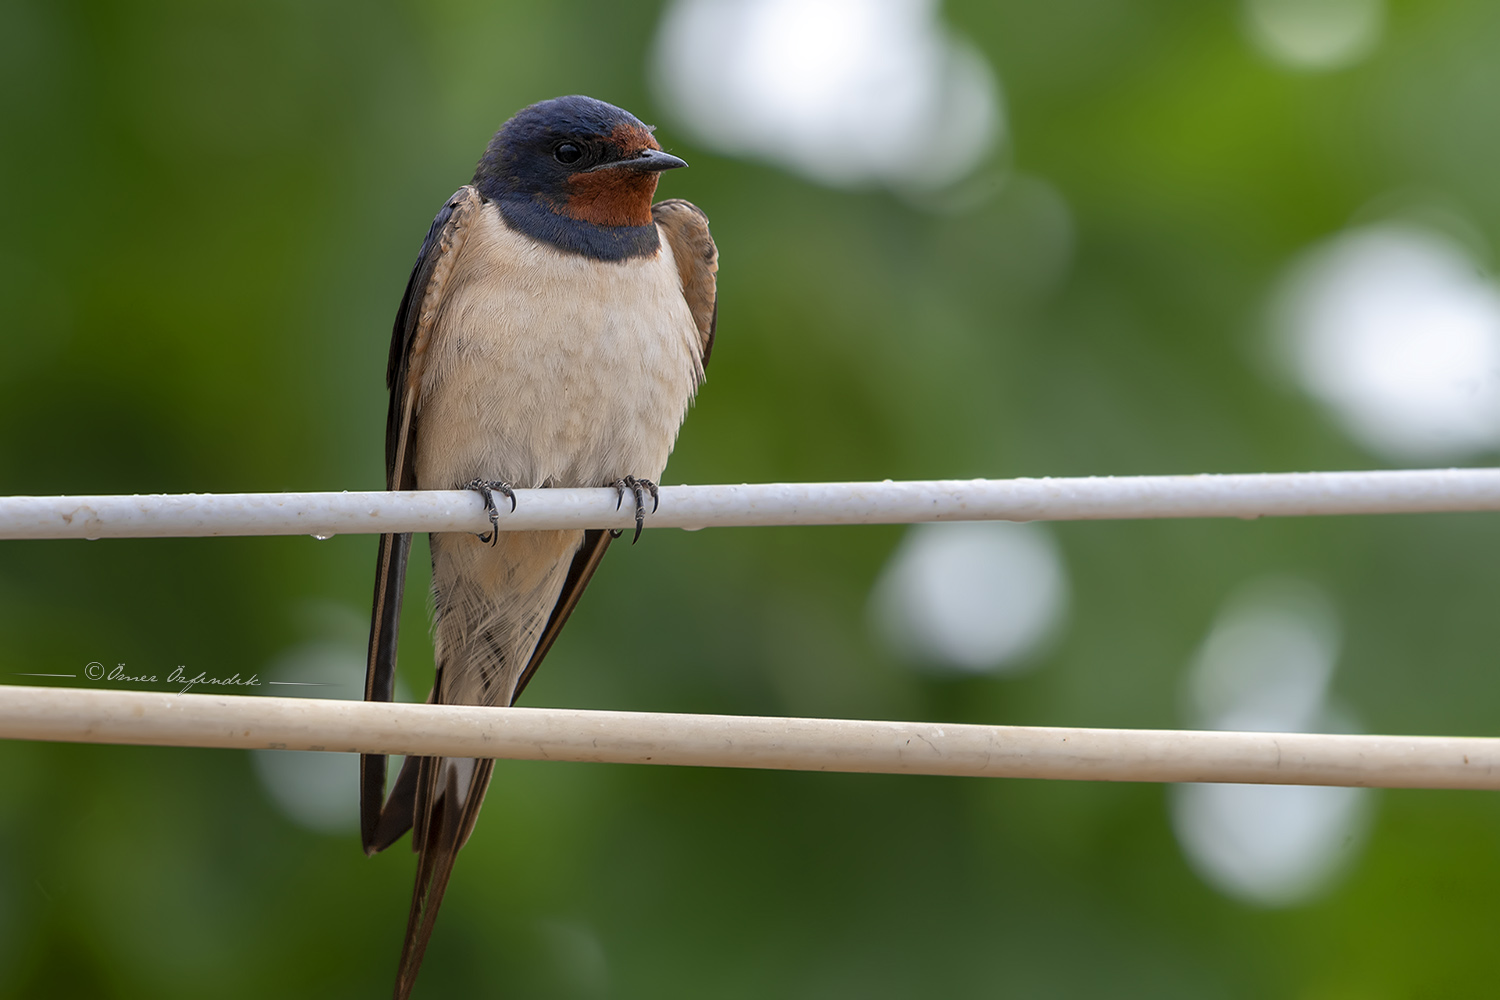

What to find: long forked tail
left=379, top=526, right=616, bottom=996
left=364, top=529, right=613, bottom=855
left=393, top=755, right=496, bottom=1000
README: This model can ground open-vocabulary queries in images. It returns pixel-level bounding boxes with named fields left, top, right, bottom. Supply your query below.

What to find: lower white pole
left=1, top=686, right=1496, bottom=789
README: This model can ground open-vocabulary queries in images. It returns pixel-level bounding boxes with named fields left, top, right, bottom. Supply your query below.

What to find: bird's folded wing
left=362, top=186, right=485, bottom=855
left=653, top=198, right=719, bottom=369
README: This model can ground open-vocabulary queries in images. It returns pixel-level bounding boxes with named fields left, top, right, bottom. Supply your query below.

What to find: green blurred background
left=3, top=0, right=1500, bottom=996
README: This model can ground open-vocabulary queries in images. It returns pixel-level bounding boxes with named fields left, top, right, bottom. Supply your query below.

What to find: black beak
left=586, top=149, right=689, bottom=173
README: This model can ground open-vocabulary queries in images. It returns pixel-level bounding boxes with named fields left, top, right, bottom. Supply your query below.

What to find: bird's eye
left=554, top=142, right=583, bottom=165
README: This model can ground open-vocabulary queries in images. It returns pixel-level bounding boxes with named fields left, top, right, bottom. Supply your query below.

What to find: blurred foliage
left=3, top=0, right=1500, bottom=997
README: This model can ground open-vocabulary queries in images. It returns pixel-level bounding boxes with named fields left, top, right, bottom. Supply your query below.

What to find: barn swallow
left=361, top=95, right=718, bottom=998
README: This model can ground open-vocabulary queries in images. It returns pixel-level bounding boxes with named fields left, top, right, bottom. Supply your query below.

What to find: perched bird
left=361, top=95, right=717, bottom=998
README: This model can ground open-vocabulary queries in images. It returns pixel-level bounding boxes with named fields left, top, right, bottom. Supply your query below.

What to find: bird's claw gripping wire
left=611, top=477, right=659, bottom=544
left=465, top=479, right=517, bottom=545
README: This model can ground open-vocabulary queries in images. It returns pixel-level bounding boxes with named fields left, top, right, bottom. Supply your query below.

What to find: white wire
left=6, top=470, right=1497, bottom=781
left=2, top=468, right=1498, bottom=539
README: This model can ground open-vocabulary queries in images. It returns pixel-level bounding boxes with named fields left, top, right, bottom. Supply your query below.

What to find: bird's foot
left=611, top=477, right=660, bottom=544
left=465, top=479, right=517, bottom=545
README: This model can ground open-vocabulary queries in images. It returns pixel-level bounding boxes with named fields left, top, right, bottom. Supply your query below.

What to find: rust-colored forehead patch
left=610, top=122, right=660, bottom=154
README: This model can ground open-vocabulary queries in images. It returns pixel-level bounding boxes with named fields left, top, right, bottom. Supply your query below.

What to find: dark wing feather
left=362, top=530, right=412, bottom=854
left=652, top=198, right=719, bottom=368
left=362, top=186, right=484, bottom=856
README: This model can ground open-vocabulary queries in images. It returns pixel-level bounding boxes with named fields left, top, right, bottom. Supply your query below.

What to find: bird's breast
left=413, top=202, right=703, bottom=490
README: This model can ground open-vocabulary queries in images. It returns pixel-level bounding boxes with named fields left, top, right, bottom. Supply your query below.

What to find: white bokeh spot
left=651, top=0, right=1002, bottom=191
left=1273, top=223, right=1500, bottom=463
left=1186, top=578, right=1339, bottom=734
left=1241, top=0, right=1384, bottom=71
left=869, top=521, right=1068, bottom=675
left=251, top=638, right=370, bottom=834
left=1172, top=577, right=1373, bottom=907
left=1172, top=781, right=1371, bottom=908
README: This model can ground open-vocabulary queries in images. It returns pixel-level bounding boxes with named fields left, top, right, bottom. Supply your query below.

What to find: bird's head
left=474, top=96, right=687, bottom=231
